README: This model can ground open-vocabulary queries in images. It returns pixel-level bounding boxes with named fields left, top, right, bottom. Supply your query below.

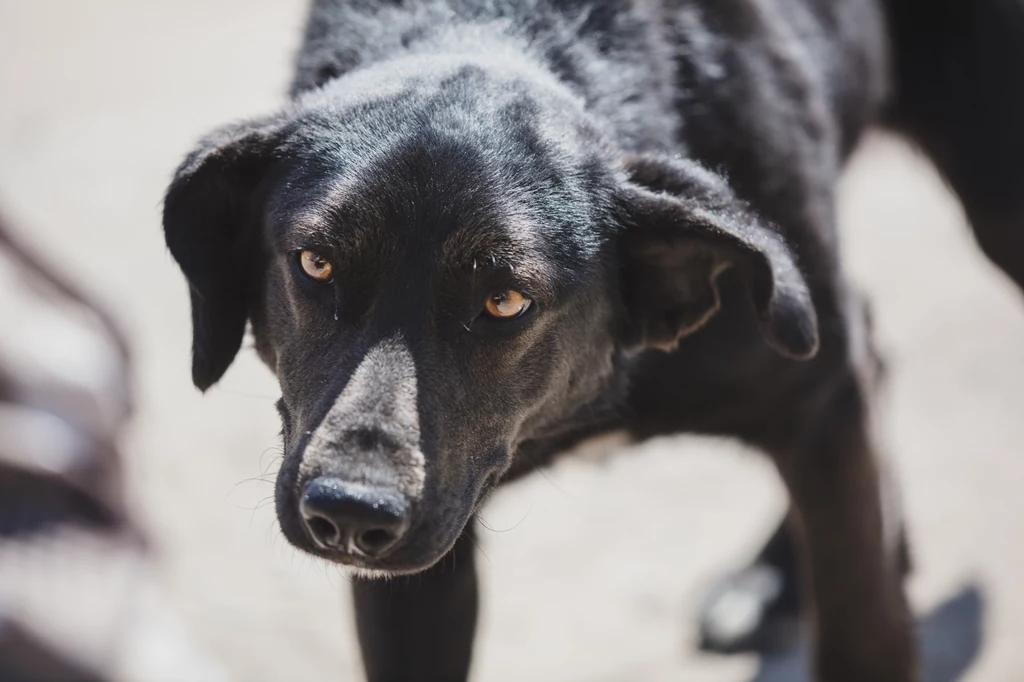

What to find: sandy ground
left=1, top=2, right=1023, bottom=680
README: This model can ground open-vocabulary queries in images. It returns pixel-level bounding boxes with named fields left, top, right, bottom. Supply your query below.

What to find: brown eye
left=299, top=250, right=333, bottom=282
left=484, top=290, right=532, bottom=319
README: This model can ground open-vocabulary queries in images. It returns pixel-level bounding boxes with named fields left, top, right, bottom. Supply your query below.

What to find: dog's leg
left=687, top=286, right=916, bottom=679
left=699, top=289, right=912, bottom=662
left=884, top=0, right=1024, bottom=300
left=351, top=525, right=478, bottom=682
left=765, top=338, right=916, bottom=682
left=627, top=268, right=917, bottom=678
left=701, top=505, right=913, bottom=656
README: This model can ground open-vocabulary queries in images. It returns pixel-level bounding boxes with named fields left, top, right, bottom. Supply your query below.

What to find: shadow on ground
left=749, top=585, right=984, bottom=682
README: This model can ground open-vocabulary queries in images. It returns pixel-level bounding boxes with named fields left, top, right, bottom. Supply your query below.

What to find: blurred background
left=1, top=1, right=1023, bottom=680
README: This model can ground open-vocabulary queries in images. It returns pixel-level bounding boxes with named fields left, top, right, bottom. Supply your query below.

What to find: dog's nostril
left=299, top=477, right=409, bottom=559
left=356, top=528, right=397, bottom=555
left=305, top=515, right=342, bottom=547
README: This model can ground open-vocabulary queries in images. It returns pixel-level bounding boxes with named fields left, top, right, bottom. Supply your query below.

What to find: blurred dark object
left=0, top=213, right=227, bottom=682
left=0, top=217, right=132, bottom=538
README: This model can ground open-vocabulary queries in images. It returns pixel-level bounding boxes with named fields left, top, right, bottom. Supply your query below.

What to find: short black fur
left=163, top=1, right=1024, bottom=680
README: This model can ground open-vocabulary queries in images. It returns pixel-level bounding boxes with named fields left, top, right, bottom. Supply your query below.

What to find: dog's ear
left=616, top=154, right=819, bottom=359
left=163, top=115, right=288, bottom=391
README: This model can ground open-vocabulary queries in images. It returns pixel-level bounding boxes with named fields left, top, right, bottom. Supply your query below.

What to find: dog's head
left=164, top=57, right=817, bottom=575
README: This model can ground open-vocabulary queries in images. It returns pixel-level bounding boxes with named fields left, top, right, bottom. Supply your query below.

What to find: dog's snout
left=300, top=478, right=409, bottom=558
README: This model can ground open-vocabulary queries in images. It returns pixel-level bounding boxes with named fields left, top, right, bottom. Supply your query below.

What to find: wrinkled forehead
left=266, top=126, right=602, bottom=293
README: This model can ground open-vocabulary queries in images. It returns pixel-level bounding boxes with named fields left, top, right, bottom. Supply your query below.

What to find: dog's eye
left=484, top=290, right=532, bottom=319
left=299, top=250, right=334, bottom=282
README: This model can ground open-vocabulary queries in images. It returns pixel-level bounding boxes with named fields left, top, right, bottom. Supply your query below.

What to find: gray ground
left=1, top=1, right=1022, bottom=680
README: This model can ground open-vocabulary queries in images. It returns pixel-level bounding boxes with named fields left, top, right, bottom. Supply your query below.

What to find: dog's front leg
left=771, top=371, right=916, bottom=682
left=352, top=525, right=478, bottom=682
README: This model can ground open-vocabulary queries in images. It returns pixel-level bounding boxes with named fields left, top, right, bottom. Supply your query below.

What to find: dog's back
left=292, top=0, right=887, bottom=156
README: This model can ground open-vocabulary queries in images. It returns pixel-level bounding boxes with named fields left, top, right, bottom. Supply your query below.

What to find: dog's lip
left=315, top=550, right=428, bottom=576
left=305, top=535, right=453, bottom=575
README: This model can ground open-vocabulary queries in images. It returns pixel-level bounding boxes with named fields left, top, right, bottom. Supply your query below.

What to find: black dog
left=163, top=1, right=1024, bottom=680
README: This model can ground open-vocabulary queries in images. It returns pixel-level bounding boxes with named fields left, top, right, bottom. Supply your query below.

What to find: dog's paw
left=697, top=562, right=801, bottom=655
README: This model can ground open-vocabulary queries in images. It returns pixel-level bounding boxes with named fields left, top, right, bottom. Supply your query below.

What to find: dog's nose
left=299, top=478, right=409, bottom=557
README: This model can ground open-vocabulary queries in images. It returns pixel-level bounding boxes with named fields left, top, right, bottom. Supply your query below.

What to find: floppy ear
left=616, top=154, right=819, bottom=359
left=163, top=115, right=287, bottom=391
